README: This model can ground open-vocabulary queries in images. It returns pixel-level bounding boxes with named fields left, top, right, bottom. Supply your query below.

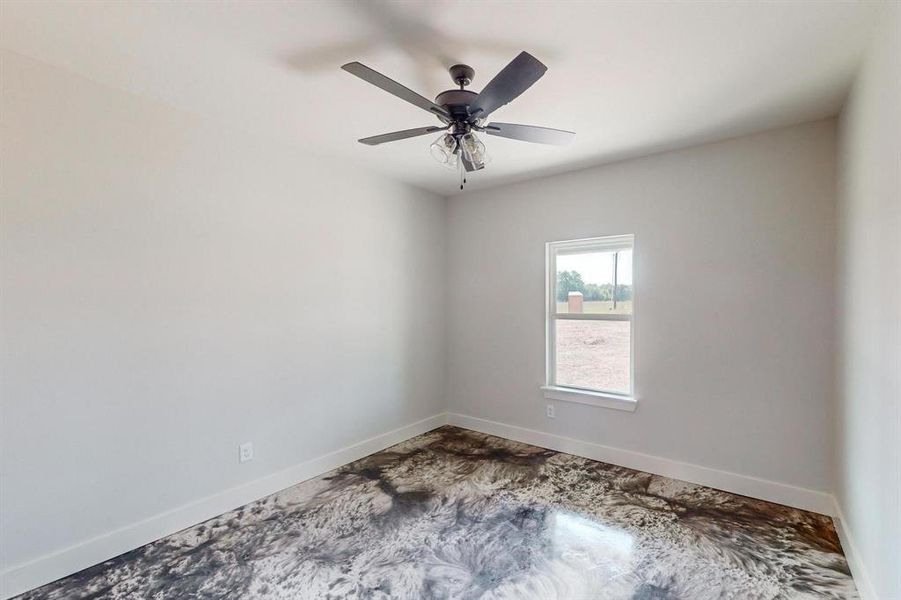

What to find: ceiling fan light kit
left=341, top=51, right=574, bottom=190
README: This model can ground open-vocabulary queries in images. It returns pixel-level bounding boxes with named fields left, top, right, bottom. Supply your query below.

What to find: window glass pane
left=555, top=249, right=632, bottom=315
left=555, top=320, right=631, bottom=393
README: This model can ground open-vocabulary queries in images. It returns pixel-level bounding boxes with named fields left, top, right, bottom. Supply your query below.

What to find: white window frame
left=542, top=234, right=637, bottom=412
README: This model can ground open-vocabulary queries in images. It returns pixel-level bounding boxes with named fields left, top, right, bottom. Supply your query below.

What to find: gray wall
left=447, top=120, right=837, bottom=493
left=836, top=3, right=901, bottom=598
left=0, top=51, right=446, bottom=571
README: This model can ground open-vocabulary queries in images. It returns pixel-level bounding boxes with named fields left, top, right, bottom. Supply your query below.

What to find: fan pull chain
left=459, top=158, right=464, bottom=190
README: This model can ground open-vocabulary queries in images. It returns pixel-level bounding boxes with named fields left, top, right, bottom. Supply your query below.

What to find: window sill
left=540, top=385, right=638, bottom=412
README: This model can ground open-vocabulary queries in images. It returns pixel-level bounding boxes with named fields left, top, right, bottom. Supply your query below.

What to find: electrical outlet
left=546, top=404, right=555, bottom=419
left=239, top=442, right=254, bottom=463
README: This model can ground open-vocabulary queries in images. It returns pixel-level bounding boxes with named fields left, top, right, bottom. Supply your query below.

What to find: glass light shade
left=445, top=151, right=459, bottom=170
left=429, top=134, right=457, bottom=164
left=460, top=132, right=489, bottom=168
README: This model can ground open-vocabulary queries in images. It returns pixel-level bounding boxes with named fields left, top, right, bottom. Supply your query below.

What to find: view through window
left=547, top=235, right=634, bottom=396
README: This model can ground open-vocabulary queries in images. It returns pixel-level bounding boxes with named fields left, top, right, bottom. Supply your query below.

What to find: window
left=543, top=235, right=636, bottom=411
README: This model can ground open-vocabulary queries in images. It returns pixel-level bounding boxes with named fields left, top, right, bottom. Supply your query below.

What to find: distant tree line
left=557, top=270, right=633, bottom=302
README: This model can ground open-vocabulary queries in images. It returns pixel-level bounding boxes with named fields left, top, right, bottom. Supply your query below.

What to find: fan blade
left=342, top=62, right=450, bottom=121
left=469, top=52, right=547, bottom=120
left=484, top=122, right=575, bottom=145
left=358, top=126, right=444, bottom=146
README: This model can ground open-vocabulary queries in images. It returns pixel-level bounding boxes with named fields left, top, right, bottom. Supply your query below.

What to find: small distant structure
left=567, top=291, right=583, bottom=313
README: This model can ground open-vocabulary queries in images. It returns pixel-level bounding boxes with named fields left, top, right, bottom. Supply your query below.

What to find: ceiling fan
left=341, top=52, right=575, bottom=189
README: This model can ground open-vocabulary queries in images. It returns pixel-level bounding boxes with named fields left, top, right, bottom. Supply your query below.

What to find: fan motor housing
left=435, top=89, right=478, bottom=120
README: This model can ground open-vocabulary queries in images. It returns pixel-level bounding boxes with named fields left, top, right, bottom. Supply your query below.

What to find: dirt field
left=555, top=320, right=631, bottom=393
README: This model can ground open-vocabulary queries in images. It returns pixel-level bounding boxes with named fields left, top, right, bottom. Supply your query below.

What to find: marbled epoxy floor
left=18, top=426, right=857, bottom=599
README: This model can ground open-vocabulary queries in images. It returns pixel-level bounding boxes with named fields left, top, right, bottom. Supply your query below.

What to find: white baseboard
left=448, top=413, right=835, bottom=516
left=0, top=413, right=449, bottom=600
left=2, top=412, right=847, bottom=599
left=832, top=500, right=877, bottom=600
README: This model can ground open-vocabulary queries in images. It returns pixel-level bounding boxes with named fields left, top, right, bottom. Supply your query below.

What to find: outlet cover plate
left=239, top=442, right=254, bottom=463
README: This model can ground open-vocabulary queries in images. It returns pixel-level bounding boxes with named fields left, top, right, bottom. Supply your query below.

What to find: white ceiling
left=0, top=0, right=886, bottom=195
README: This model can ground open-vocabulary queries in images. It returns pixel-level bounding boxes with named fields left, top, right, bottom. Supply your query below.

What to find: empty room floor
left=17, top=427, right=856, bottom=599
